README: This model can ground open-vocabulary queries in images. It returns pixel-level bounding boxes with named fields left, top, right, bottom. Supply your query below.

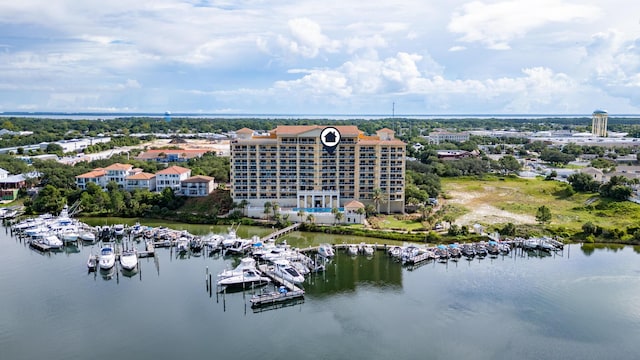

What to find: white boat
left=221, top=228, right=240, bottom=248
left=99, top=244, right=116, bottom=270
left=176, top=237, right=189, bottom=254
left=362, top=244, right=375, bottom=256
left=87, top=254, right=97, bottom=271
left=318, top=243, right=335, bottom=258
left=58, top=226, right=80, bottom=243
left=113, top=224, right=125, bottom=237
left=272, top=259, right=305, bottom=284
left=119, top=249, right=138, bottom=270
left=41, top=234, right=63, bottom=249
left=217, top=258, right=270, bottom=288
left=347, top=244, right=359, bottom=256
left=79, top=230, right=96, bottom=243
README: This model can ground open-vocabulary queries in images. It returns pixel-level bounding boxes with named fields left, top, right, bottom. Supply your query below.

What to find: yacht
left=176, top=237, right=189, bottom=255
left=99, top=244, right=116, bottom=270
left=119, top=249, right=138, bottom=270
left=41, top=234, right=63, bottom=249
left=347, top=244, right=359, bottom=256
left=87, top=253, right=97, bottom=271
left=362, top=244, right=375, bottom=257
left=113, top=224, right=125, bottom=237
left=217, top=258, right=270, bottom=288
left=79, top=230, right=96, bottom=243
left=317, top=243, right=335, bottom=258
left=272, top=259, right=305, bottom=284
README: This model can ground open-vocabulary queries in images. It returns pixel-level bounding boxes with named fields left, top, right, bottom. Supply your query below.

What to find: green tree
left=498, top=155, right=521, bottom=174
left=239, top=199, right=249, bottom=217
left=306, top=213, right=315, bottom=224
left=263, top=201, right=272, bottom=220
left=31, top=184, right=65, bottom=214
left=372, top=188, right=383, bottom=214
left=536, top=205, right=552, bottom=224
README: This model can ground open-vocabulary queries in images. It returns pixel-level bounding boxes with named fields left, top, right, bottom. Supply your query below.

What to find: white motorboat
left=362, top=244, right=375, bottom=256
left=87, top=254, right=97, bottom=271
left=79, top=230, right=96, bottom=243
left=119, top=249, right=138, bottom=270
left=347, top=244, right=359, bottom=256
left=113, top=224, right=125, bottom=237
left=318, top=243, right=335, bottom=258
left=217, top=258, right=270, bottom=288
left=41, top=234, right=63, bottom=249
left=176, top=237, right=189, bottom=254
left=99, top=244, right=116, bottom=270
left=272, top=259, right=305, bottom=284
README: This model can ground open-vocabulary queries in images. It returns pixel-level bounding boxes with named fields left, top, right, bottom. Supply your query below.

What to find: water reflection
left=306, top=252, right=402, bottom=296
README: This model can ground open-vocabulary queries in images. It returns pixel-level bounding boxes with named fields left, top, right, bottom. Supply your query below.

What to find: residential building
left=427, top=131, right=470, bottom=144
left=75, top=169, right=107, bottom=190
left=104, top=163, right=137, bottom=188
left=181, top=175, right=216, bottom=197
left=436, top=150, right=478, bottom=160
left=230, top=125, right=406, bottom=214
left=156, top=166, right=192, bottom=194
left=125, top=172, right=157, bottom=191
left=135, top=149, right=210, bottom=162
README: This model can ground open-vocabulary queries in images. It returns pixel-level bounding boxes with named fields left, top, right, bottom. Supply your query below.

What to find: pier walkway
left=260, top=223, right=301, bottom=242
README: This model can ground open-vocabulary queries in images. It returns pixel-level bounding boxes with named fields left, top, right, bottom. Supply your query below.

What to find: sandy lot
left=446, top=187, right=536, bottom=226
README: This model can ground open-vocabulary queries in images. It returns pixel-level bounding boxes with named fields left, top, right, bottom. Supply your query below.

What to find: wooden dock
left=250, top=288, right=305, bottom=308
left=252, top=263, right=305, bottom=307
left=260, top=223, right=301, bottom=242
left=29, top=241, right=51, bottom=252
left=137, top=241, right=155, bottom=258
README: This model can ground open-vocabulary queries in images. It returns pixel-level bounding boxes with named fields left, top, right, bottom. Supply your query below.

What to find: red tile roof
left=156, top=166, right=191, bottom=175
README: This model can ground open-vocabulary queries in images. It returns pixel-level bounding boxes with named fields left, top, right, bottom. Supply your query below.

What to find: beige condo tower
left=230, top=125, right=406, bottom=214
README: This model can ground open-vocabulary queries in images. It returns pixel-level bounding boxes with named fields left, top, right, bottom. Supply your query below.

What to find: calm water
left=1, top=225, right=640, bottom=360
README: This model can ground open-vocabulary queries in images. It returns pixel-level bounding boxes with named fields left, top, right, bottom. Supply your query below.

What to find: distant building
left=75, top=169, right=107, bottom=190
left=436, top=150, right=478, bottom=160
left=155, top=166, right=192, bottom=194
left=135, top=149, right=209, bottom=162
left=181, top=175, right=216, bottom=197
left=427, top=131, right=469, bottom=144
left=125, top=172, right=157, bottom=192
left=592, top=109, right=608, bottom=137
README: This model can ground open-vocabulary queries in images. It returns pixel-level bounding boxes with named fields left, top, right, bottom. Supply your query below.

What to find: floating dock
left=250, top=288, right=305, bottom=308
left=253, top=263, right=305, bottom=307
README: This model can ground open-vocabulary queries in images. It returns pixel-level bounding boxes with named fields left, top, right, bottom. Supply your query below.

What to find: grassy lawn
left=441, top=176, right=640, bottom=235
left=369, top=215, right=426, bottom=232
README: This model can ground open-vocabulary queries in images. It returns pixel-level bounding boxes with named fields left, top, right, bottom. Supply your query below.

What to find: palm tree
left=372, top=188, right=383, bottom=214
left=263, top=201, right=272, bottom=220
left=239, top=199, right=249, bottom=217
left=331, top=207, right=340, bottom=225
left=297, top=208, right=306, bottom=222
left=334, top=211, right=344, bottom=225
left=306, top=213, right=316, bottom=224
left=272, top=203, right=280, bottom=221
left=355, top=207, right=365, bottom=224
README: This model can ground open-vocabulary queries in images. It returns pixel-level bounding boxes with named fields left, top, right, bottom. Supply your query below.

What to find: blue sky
left=1, top=0, right=640, bottom=115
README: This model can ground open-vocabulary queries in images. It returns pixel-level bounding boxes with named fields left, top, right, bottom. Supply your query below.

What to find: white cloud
left=278, top=18, right=341, bottom=58
left=448, top=0, right=600, bottom=49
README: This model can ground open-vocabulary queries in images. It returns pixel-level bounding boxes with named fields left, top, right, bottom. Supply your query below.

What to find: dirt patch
left=446, top=188, right=535, bottom=226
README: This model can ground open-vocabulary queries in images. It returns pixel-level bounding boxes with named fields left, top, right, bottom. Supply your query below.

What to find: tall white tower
left=591, top=109, right=608, bottom=137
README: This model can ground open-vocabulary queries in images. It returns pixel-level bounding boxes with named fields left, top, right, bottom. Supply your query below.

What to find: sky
left=1, top=0, right=640, bottom=115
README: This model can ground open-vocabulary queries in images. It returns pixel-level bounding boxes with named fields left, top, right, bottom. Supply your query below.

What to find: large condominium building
left=231, top=125, right=406, bottom=213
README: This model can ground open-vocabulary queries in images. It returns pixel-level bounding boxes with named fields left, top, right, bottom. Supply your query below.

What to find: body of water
left=1, top=225, right=640, bottom=360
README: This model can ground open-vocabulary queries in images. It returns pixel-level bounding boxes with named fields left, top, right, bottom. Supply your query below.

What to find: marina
left=1, top=218, right=640, bottom=360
